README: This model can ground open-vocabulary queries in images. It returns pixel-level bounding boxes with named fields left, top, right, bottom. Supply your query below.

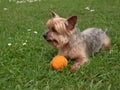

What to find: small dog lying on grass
left=43, top=12, right=111, bottom=72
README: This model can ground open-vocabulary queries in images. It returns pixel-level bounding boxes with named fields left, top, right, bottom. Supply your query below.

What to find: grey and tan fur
left=43, top=12, right=111, bottom=72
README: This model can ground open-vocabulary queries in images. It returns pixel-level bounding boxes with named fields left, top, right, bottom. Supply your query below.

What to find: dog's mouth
left=46, top=39, right=52, bottom=42
left=46, top=39, right=58, bottom=46
left=47, top=39, right=59, bottom=48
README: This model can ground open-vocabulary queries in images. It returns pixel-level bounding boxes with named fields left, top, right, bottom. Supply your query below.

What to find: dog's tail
left=104, top=28, right=109, bottom=36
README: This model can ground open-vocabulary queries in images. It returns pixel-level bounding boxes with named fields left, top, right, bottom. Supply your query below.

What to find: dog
left=43, top=12, right=111, bottom=72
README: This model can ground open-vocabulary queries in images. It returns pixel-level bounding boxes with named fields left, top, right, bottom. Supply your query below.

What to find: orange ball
left=51, top=56, right=68, bottom=71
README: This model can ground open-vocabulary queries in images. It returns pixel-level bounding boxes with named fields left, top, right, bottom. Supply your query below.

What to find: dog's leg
left=70, top=51, right=88, bottom=72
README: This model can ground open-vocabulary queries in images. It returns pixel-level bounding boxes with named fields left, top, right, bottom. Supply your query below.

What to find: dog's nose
left=43, top=34, right=47, bottom=38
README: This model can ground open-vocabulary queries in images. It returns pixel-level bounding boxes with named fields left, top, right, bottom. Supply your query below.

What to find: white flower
left=16, top=1, right=25, bottom=4
left=8, top=43, right=12, bottom=46
left=34, top=31, right=38, bottom=34
left=85, top=7, right=95, bottom=12
left=27, top=29, right=32, bottom=32
left=23, top=42, right=27, bottom=46
left=90, top=9, right=95, bottom=12
left=3, top=8, right=8, bottom=11
left=85, top=7, right=90, bottom=10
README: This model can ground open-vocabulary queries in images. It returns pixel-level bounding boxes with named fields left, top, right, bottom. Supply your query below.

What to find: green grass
left=0, top=0, right=120, bottom=90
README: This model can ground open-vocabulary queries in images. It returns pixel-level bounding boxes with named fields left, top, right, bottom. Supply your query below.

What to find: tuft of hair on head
left=51, top=11, right=59, bottom=18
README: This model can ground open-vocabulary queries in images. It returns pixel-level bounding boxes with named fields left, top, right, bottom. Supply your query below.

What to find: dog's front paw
left=70, top=63, right=81, bottom=72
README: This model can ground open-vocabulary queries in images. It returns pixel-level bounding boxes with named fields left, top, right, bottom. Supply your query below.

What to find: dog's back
left=82, top=28, right=111, bottom=54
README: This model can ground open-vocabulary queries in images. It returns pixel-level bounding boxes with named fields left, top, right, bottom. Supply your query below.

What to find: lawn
left=0, top=0, right=120, bottom=90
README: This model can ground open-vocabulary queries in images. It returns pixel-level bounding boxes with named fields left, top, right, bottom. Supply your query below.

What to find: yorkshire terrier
left=43, top=12, right=111, bottom=72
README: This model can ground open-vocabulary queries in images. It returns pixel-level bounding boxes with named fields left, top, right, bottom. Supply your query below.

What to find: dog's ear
left=51, top=12, right=59, bottom=18
left=66, top=16, right=77, bottom=30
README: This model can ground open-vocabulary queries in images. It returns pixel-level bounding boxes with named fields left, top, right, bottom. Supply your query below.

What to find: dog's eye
left=52, top=28, right=57, bottom=33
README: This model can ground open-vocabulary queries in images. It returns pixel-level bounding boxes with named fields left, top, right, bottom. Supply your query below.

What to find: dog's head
left=43, top=12, right=77, bottom=48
